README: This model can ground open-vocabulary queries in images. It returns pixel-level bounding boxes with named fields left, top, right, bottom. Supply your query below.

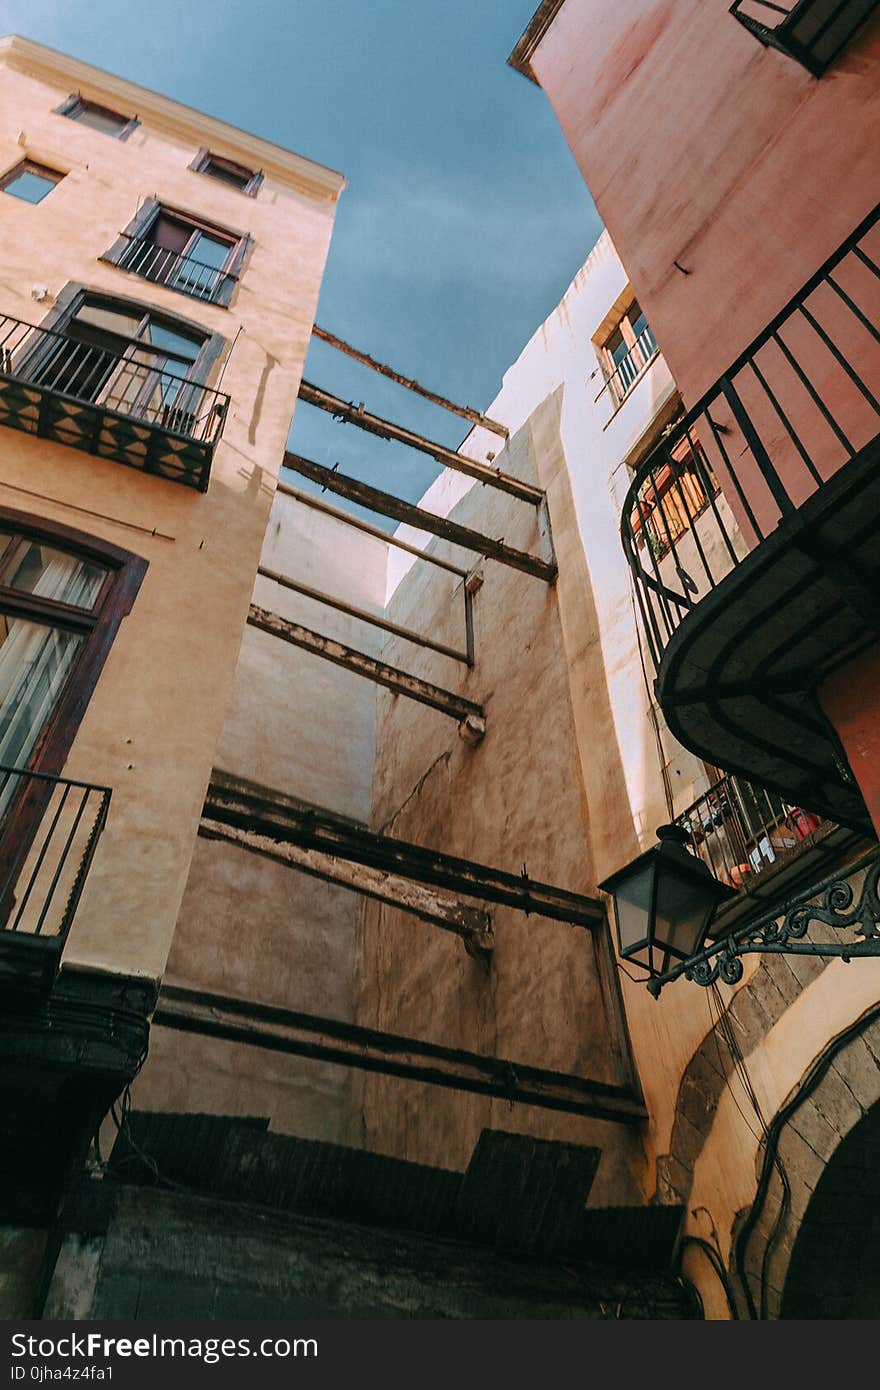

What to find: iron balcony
left=0, top=311, right=229, bottom=491
left=730, top=0, right=879, bottom=76
left=620, top=202, right=880, bottom=832
left=117, top=235, right=236, bottom=305
left=0, top=763, right=112, bottom=992
left=594, top=323, right=659, bottom=411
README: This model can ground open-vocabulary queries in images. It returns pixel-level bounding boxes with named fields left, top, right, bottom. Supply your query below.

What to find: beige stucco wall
left=0, top=41, right=342, bottom=985
left=134, top=489, right=388, bottom=1142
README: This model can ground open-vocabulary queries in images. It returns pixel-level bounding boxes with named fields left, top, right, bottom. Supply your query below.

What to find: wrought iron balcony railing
left=621, top=202, right=880, bottom=671
left=0, top=313, right=229, bottom=491
left=0, top=764, right=111, bottom=986
left=118, top=236, right=235, bottom=304
left=730, top=0, right=879, bottom=75
left=594, top=324, right=659, bottom=410
left=675, top=772, right=827, bottom=891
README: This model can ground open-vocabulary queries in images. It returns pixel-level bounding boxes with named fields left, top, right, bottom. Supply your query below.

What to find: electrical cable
left=677, top=1234, right=740, bottom=1319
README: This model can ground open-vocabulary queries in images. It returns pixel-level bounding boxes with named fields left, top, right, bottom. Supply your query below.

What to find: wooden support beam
left=257, top=565, right=470, bottom=665
left=275, top=479, right=469, bottom=578
left=284, top=451, right=558, bottom=583
left=312, top=324, right=509, bottom=439
left=203, top=780, right=606, bottom=930
left=153, top=985, right=648, bottom=1124
left=200, top=816, right=493, bottom=958
left=247, top=604, right=486, bottom=739
left=297, top=379, right=543, bottom=505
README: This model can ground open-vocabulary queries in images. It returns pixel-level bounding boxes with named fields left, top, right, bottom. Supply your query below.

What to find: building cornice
left=0, top=34, right=346, bottom=203
left=507, top=0, right=566, bottom=84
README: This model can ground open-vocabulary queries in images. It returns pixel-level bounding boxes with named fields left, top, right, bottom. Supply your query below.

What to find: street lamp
left=599, top=823, right=735, bottom=981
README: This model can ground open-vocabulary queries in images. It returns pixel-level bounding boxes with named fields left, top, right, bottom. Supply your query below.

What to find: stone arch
left=730, top=1007, right=880, bottom=1319
left=654, top=949, right=830, bottom=1205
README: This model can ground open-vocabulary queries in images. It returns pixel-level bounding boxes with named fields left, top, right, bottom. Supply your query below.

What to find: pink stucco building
left=511, top=0, right=880, bottom=837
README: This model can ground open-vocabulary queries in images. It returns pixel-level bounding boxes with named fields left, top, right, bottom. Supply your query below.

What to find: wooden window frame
left=0, top=508, right=147, bottom=784
left=0, top=159, right=65, bottom=202
left=31, top=284, right=227, bottom=407
left=190, top=148, right=263, bottom=198
left=102, top=198, right=253, bottom=307
left=54, top=94, right=140, bottom=141
left=595, top=296, right=659, bottom=408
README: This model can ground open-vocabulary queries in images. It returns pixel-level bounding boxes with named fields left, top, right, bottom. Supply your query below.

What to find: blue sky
left=6, top=1, right=602, bottom=511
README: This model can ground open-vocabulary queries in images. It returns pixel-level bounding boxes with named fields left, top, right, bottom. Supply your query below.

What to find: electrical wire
left=677, top=1234, right=740, bottom=1319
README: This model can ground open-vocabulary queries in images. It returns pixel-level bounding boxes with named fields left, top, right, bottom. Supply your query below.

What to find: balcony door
left=24, top=296, right=206, bottom=429
left=0, top=513, right=147, bottom=923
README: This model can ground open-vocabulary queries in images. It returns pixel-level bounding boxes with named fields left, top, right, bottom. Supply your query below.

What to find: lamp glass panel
left=654, top=865, right=715, bottom=961
left=614, top=863, right=655, bottom=952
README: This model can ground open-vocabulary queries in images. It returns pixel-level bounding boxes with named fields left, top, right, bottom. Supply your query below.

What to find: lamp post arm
left=647, top=849, right=880, bottom=996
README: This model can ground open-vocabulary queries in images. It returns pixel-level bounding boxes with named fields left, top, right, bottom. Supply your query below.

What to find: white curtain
left=0, top=547, right=102, bottom=812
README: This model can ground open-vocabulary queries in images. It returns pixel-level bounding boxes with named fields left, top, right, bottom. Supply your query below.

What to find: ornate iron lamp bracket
left=646, top=851, right=880, bottom=996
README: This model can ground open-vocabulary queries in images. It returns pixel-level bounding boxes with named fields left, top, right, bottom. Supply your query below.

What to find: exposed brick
left=789, top=1100, right=843, bottom=1162
left=670, top=1109, right=708, bottom=1172
left=678, top=1071, right=720, bottom=1134
left=727, top=988, right=776, bottom=1050
left=831, top=1037, right=880, bottom=1111
left=811, top=1067, right=865, bottom=1139
left=780, top=950, right=828, bottom=991
left=748, top=963, right=797, bottom=1023
left=776, top=1126, right=826, bottom=1194
left=653, top=1153, right=691, bottom=1205
left=765, top=957, right=807, bottom=1007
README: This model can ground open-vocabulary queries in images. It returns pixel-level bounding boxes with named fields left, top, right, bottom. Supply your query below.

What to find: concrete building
left=0, top=33, right=344, bottom=1313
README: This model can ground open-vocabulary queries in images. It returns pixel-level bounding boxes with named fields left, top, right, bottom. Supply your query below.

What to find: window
left=0, top=515, right=145, bottom=932
left=595, top=299, right=659, bottom=408
left=0, top=161, right=64, bottom=204
left=104, top=200, right=251, bottom=306
left=0, top=512, right=146, bottom=788
left=55, top=95, right=138, bottom=140
left=630, top=427, right=720, bottom=561
left=191, top=149, right=262, bottom=197
left=24, top=293, right=213, bottom=428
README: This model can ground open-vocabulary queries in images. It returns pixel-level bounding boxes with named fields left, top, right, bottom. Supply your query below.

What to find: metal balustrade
left=675, top=772, right=826, bottom=890
left=0, top=764, right=111, bottom=945
left=0, top=311, right=229, bottom=490
left=119, top=235, right=234, bottom=304
left=730, top=0, right=879, bottom=75
left=621, top=202, right=880, bottom=670
left=595, top=324, right=659, bottom=408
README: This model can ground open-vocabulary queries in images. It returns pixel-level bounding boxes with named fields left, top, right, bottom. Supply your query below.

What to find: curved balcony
left=730, top=0, right=879, bottom=76
left=621, top=203, right=880, bottom=832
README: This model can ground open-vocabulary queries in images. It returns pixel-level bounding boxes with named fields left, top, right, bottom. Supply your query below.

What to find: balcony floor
left=657, top=436, right=880, bottom=834
left=0, top=373, right=213, bottom=492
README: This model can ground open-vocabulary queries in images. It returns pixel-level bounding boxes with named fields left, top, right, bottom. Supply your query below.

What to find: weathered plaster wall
left=352, top=237, right=716, bottom=1202
left=529, top=1, right=880, bottom=399
left=528, top=1, right=880, bottom=536
left=0, top=49, right=341, bottom=985
left=134, top=489, right=387, bottom=1143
